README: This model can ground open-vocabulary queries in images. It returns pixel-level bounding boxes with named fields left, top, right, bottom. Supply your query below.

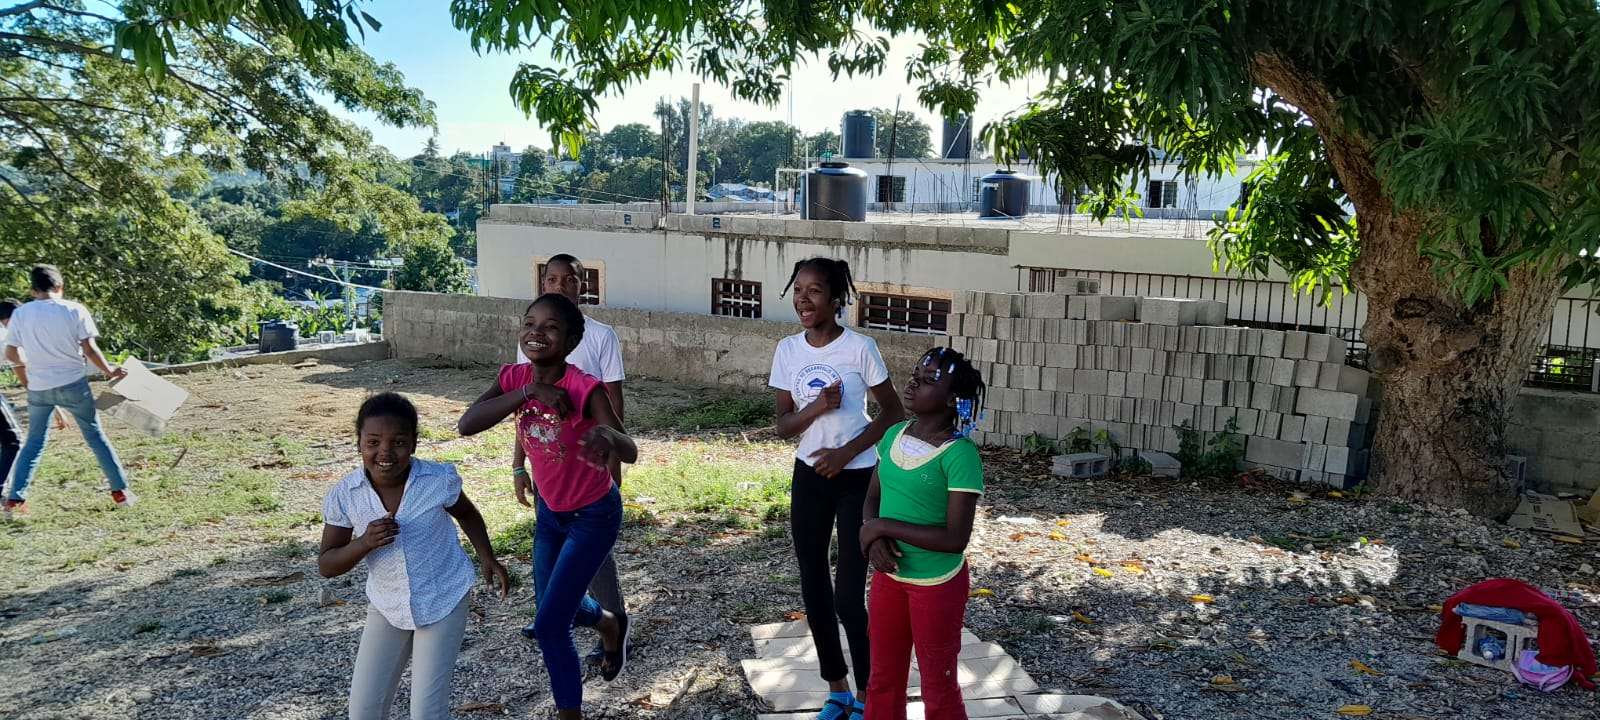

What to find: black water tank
left=841, top=111, right=876, bottom=159
left=258, top=320, right=299, bottom=354
left=801, top=162, right=869, bottom=222
left=942, top=116, right=972, bottom=159
left=978, top=170, right=1030, bottom=219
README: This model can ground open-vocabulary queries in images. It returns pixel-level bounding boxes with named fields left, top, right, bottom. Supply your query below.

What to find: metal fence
left=1019, top=266, right=1600, bottom=392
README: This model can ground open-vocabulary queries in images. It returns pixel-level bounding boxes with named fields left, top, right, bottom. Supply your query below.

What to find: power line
left=227, top=248, right=384, bottom=290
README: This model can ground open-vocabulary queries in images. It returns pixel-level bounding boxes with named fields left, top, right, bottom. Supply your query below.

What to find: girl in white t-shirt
left=768, top=258, right=904, bottom=720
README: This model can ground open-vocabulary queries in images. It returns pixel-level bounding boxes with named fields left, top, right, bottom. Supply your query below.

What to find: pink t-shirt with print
left=498, top=363, right=614, bottom=512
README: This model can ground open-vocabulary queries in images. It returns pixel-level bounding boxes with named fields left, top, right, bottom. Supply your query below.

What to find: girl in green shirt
left=860, top=347, right=986, bottom=720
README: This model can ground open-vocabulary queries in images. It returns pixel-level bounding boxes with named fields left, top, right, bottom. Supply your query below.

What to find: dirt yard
left=1, top=358, right=1597, bottom=719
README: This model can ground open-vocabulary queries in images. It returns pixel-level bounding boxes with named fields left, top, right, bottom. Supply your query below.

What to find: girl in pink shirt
left=458, top=293, right=638, bottom=719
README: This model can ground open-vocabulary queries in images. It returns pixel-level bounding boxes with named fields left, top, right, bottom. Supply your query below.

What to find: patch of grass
left=636, top=395, right=773, bottom=432
left=210, top=556, right=229, bottom=566
left=133, top=620, right=162, bottom=635
left=489, top=517, right=537, bottom=559
left=623, top=442, right=789, bottom=526
left=762, top=525, right=788, bottom=540
left=272, top=541, right=309, bottom=559
left=254, top=511, right=323, bottom=531
left=1386, top=502, right=1414, bottom=515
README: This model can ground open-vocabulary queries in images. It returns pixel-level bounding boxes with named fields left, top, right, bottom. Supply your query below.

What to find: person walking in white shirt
left=2, top=265, right=130, bottom=517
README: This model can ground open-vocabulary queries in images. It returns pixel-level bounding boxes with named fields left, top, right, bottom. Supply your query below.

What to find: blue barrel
left=258, top=320, right=299, bottom=354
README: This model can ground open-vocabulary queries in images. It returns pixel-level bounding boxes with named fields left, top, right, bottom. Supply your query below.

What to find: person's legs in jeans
left=532, top=489, right=621, bottom=711
left=832, top=466, right=872, bottom=692
left=0, top=394, right=21, bottom=495
left=347, top=605, right=413, bottom=720
left=530, top=497, right=606, bottom=635
left=7, top=389, right=59, bottom=502
left=587, top=461, right=628, bottom=662
left=864, top=572, right=913, bottom=720
left=909, top=565, right=970, bottom=720
left=791, top=460, right=851, bottom=687
left=406, top=596, right=470, bottom=720
left=53, top=378, right=127, bottom=492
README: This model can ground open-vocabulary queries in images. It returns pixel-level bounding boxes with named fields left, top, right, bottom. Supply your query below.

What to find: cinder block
left=1270, top=358, right=1296, bottom=386
left=1306, top=333, right=1349, bottom=363
left=1082, top=295, right=1139, bottom=321
left=1065, top=393, right=1089, bottom=418
left=1245, top=436, right=1304, bottom=468
left=1294, top=388, right=1360, bottom=421
left=1303, top=415, right=1329, bottom=446
left=1139, top=297, right=1198, bottom=326
left=1324, top=445, right=1356, bottom=475
left=1274, top=386, right=1298, bottom=415
left=1250, top=383, right=1278, bottom=411
left=1355, top=396, right=1375, bottom=425
left=1182, top=378, right=1204, bottom=405
left=1142, top=451, right=1182, bottom=478
left=1066, top=296, right=1088, bottom=320
left=1260, top=330, right=1285, bottom=358
left=1282, top=331, right=1310, bottom=360
left=1044, top=343, right=1072, bottom=368
left=1302, top=443, right=1328, bottom=472
left=1258, top=411, right=1282, bottom=438
left=1173, top=403, right=1198, bottom=427
left=1075, top=369, right=1109, bottom=395
left=1243, top=328, right=1264, bottom=356
left=1337, top=365, right=1371, bottom=396
left=1324, top=419, right=1355, bottom=447
left=1222, top=327, right=1245, bottom=355
left=1023, top=389, right=1054, bottom=415
left=1180, top=326, right=1202, bottom=353
left=1107, top=371, right=1127, bottom=398
left=1129, top=323, right=1150, bottom=348
left=1315, top=362, right=1342, bottom=391
left=1293, top=360, right=1320, bottom=388
left=1130, top=348, right=1155, bottom=374
left=1231, top=358, right=1252, bottom=383
left=1026, top=293, right=1068, bottom=319
left=1196, top=300, right=1227, bottom=326
left=1202, top=380, right=1226, bottom=406
left=1279, top=415, right=1306, bottom=443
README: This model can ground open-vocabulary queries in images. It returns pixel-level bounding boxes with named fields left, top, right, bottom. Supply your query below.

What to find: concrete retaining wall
left=1506, top=388, right=1600, bottom=496
left=382, top=291, right=932, bottom=391
left=384, top=290, right=1600, bottom=494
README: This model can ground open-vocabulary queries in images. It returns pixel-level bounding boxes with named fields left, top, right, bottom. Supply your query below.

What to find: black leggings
left=0, top=397, right=18, bottom=491
left=790, top=458, right=872, bottom=690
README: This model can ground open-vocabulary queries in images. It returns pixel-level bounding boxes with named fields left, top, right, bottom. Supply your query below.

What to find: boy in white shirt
left=2, top=265, right=131, bottom=517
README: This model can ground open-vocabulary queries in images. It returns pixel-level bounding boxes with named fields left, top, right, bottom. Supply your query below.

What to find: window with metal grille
left=1146, top=180, right=1180, bottom=208
left=535, top=263, right=602, bottom=305
left=858, top=292, right=950, bottom=335
left=875, top=175, right=906, bottom=203
left=711, top=278, right=762, bottom=318
left=1027, top=269, right=1057, bottom=293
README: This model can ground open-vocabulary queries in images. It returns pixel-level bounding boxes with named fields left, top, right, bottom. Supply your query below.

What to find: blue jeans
left=7, top=377, right=127, bottom=502
left=532, top=486, right=621, bottom=710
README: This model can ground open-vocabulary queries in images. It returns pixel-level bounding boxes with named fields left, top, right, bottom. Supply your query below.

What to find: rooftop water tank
left=801, top=162, right=869, bottom=222
left=978, top=170, right=1030, bottom=219
left=942, top=116, right=972, bottom=159
left=841, top=110, right=876, bottom=159
left=258, top=320, right=300, bottom=354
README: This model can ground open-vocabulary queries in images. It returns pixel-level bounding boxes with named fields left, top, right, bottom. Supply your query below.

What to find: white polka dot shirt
left=322, top=459, right=476, bottom=630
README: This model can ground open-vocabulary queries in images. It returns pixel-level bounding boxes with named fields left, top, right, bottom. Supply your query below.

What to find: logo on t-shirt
left=792, top=363, right=843, bottom=403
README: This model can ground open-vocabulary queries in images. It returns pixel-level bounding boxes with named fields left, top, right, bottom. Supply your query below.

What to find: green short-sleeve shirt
left=875, top=422, right=984, bottom=584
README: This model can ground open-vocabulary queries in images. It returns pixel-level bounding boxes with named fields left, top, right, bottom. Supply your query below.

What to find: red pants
left=864, top=564, right=970, bottom=720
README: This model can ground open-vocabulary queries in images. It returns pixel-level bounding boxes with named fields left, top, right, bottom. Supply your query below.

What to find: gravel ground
left=2, top=360, right=1597, bottom=719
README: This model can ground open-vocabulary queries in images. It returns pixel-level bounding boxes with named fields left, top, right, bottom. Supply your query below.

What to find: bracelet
left=511, top=467, right=529, bottom=477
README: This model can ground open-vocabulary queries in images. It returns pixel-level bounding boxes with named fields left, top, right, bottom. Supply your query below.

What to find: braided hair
left=780, top=257, right=858, bottom=317
left=918, top=347, right=987, bottom=439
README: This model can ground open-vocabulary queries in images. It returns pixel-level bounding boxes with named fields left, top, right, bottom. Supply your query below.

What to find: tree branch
left=0, top=106, right=101, bottom=194
left=0, top=0, right=50, bottom=18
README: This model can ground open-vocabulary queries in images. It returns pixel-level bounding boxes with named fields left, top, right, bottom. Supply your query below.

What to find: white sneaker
left=111, top=490, right=137, bottom=508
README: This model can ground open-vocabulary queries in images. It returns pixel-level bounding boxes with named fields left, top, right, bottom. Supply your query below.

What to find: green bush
left=1175, top=417, right=1245, bottom=479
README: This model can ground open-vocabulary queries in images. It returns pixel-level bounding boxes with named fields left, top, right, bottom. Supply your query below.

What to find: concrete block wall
left=382, top=291, right=932, bottom=391
left=948, top=290, right=1376, bottom=488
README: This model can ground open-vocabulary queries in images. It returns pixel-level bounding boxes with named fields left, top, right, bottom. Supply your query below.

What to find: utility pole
left=687, top=83, right=700, bottom=215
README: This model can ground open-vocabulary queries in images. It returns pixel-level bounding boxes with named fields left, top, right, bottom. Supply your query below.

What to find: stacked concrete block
left=952, top=290, right=1376, bottom=488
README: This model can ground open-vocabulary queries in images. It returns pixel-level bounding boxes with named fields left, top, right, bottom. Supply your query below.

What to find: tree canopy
left=443, top=0, right=1600, bottom=515
left=2, top=0, right=439, bottom=359
left=869, top=108, right=933, bottom=159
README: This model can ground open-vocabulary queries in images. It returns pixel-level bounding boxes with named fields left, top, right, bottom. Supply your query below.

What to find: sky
left=338, top=0, right=1040, bottom=159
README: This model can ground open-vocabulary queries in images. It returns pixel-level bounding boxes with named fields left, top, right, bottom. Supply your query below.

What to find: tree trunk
left=1251, top=52, right=1564, bottom=518
left=1358, top=215, right=1562, bottom=518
